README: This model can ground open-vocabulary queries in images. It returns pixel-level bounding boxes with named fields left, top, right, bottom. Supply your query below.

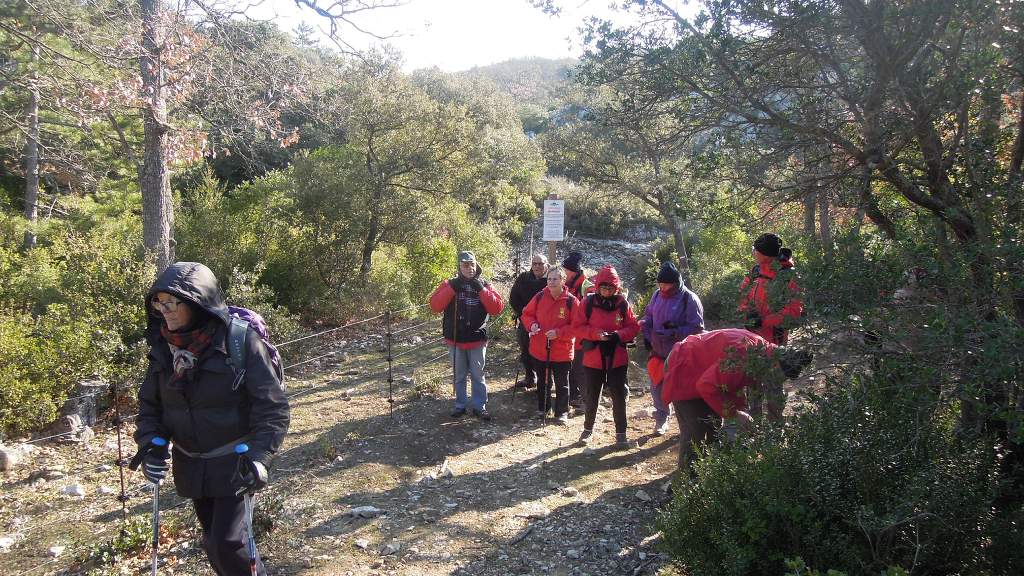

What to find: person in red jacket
left=429, top=251, right=505, bottom=421
left=660, top=328, right=812, bottom=471
left=572, top=265, right=641, bottom=446
left=561, top=251, right=592, bottom=412
left=739, top=233, right=804, bottom=345
left=521, top=266, right=579, bottom=424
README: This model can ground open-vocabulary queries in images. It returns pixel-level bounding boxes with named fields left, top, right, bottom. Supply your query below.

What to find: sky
left=255, top=0, right=649, bottom=72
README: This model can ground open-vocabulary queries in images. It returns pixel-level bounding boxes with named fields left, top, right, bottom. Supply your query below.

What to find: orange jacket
left=739, top=252, right=803, bottom=344
left=520, top=287, right=578, bottom=362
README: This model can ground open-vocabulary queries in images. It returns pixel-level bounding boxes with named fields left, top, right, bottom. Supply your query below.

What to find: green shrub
left=658, top=358, right=1011, bottom=576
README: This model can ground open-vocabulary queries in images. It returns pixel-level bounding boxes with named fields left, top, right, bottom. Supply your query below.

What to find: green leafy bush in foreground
left=658, top=358, right=1017, bottom=575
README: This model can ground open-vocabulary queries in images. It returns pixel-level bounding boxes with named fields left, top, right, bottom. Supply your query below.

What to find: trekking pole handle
left=235, top=443, right=249, bottom=455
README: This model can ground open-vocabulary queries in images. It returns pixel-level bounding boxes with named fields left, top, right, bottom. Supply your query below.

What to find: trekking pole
left=510, top=322, right=521, bottom=406
left=234, top=443, right=260, bottom=576
left=385, top=310, right=394, bottom=417
left=544, top=338, right=552, bottom=426
left=451, top=289, right=459, bottom=411
left=148, top=436, right=167, bottom=576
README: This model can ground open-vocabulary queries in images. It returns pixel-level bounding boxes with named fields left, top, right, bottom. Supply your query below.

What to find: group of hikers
left=427, top=233, right=812, bottom=469
left=126, top=232, right=812, bottom=575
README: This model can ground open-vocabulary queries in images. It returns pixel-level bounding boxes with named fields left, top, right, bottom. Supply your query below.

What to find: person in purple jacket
left=641, top=261, right=705, bottom=435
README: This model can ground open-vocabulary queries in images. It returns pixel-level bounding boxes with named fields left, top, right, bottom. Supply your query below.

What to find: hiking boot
left=615, top=433, right=631, bottom=448
left=578, top=429, right=593, bottom=444
left=473, top=408, right=492, bottom=421
left=450, top=407, right=467, bottom=418
left=515, top=379, right=536, bottom=389
left=555, top=413, right=569, bottom=426
left=654, top=418, right=669, bottom=437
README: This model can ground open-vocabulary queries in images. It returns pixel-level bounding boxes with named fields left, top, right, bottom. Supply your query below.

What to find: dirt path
left=257, top=333, right=680, bottom=576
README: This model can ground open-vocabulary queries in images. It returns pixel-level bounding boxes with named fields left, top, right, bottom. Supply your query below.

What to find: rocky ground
left=0, top=326, right=683, bottom=576
left=1, top=233, right=694, bottom=576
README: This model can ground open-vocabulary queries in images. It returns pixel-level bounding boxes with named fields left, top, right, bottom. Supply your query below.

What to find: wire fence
left=9, top=301, right=468, bottom=575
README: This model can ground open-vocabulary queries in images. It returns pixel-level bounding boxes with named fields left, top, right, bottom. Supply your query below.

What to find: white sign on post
left=542, top=199, right=565, bottom=242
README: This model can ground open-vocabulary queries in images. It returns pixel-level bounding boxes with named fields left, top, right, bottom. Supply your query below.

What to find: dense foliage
left=0, top=2, right=544, bottom=437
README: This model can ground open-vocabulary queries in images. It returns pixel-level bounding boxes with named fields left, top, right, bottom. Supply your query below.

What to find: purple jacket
left=641, top=286, right=705, bottom=359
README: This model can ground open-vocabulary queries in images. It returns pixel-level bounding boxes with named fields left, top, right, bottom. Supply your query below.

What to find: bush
left=552, top=177, right=662, bottom=238
left=658, top=355, right=1013, bottom=576
left=0, top=204, right=152, bottom=437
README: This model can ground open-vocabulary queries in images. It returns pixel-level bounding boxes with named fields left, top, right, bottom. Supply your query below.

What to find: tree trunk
left=818, top=186, right=832, bottom=256
left=667, top=215, right=691, bottom=286
left=858, top=165, right=897, bottom=240
left=803, top=189, right=816, bottom=238
left=1005, top=92, right=1024, bottom=325
left=359, top=206, right=380, bottom=282
left=22, top=44, right=39, bottom=251
left=140, top=0, right=174, bottom=274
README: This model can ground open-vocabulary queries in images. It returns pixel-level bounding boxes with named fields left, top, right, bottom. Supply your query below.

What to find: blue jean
left=650, top=381, right=671, bottom=425
left=449, top=344, right=487, bottom=411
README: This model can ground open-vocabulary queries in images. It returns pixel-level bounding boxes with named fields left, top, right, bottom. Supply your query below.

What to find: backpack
left=226, top=306, right=285, bottom=390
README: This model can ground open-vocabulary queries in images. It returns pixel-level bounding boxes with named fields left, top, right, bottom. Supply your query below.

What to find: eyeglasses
left=152, top=298, right=184, bottom=313
left=598, top=284, right=615, bottom=291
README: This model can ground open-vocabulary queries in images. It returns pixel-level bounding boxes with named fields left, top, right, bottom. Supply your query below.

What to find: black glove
left=129, top=439, right=170, bottom=485
left=643, top=338, right=652, bottom=351
left=662, top=321, right=678, bottom=330
left=232, top=456, right=269, bottom=496
left=604, top=331, right=621, bottom=346
left=745, top=311, right=763, bottom=330
left=467, top=278, right=485, bottom=291
left=448, top=277, right=464, bottom=291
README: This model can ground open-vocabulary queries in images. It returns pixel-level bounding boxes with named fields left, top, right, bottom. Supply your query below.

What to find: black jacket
left=135, top=262, right=290, bottom=499
left=509, top=270, right=547, bottom=318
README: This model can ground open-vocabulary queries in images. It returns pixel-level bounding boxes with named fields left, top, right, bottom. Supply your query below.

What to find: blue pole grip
left=152, top=437, right=168, bottom=447
left=235, top=443, right=249, bottom=455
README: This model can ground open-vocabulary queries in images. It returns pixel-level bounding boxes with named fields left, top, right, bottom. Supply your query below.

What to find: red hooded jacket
left=571, top=265, right=640, bottom=370
left=739, top=252, right=803, bottom=344
left=660, top=329, right=779, bottom=417
left=520, top=286, right=578, bottom=362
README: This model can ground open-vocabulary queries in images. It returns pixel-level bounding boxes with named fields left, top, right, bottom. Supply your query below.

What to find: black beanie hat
left=753, top=233, right=783, bottom=258
left=562, top=251, right=583, bottom=272
left=656, top=261, right=681, bottom=285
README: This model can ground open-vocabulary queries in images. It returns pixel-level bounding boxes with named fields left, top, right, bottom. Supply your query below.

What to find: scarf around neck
left=161, top=318, right=219, bottom=386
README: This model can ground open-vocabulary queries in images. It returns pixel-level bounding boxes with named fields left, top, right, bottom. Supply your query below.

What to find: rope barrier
left=276, top=312, right=386, bottom=348
left=390, top=318, right=435, bottom=336
left=10, top=302, right=454, bottom=571
left=389, top=336, right=445, bottom=361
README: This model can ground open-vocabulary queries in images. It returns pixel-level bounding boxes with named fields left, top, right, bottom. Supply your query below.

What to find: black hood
left=145, top=262, right=230, bottom=344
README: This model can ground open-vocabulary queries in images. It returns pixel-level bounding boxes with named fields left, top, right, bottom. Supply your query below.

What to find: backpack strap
left=227, top=316, right=249, bottom=391
left=532, top=290, right=575, bottom=318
